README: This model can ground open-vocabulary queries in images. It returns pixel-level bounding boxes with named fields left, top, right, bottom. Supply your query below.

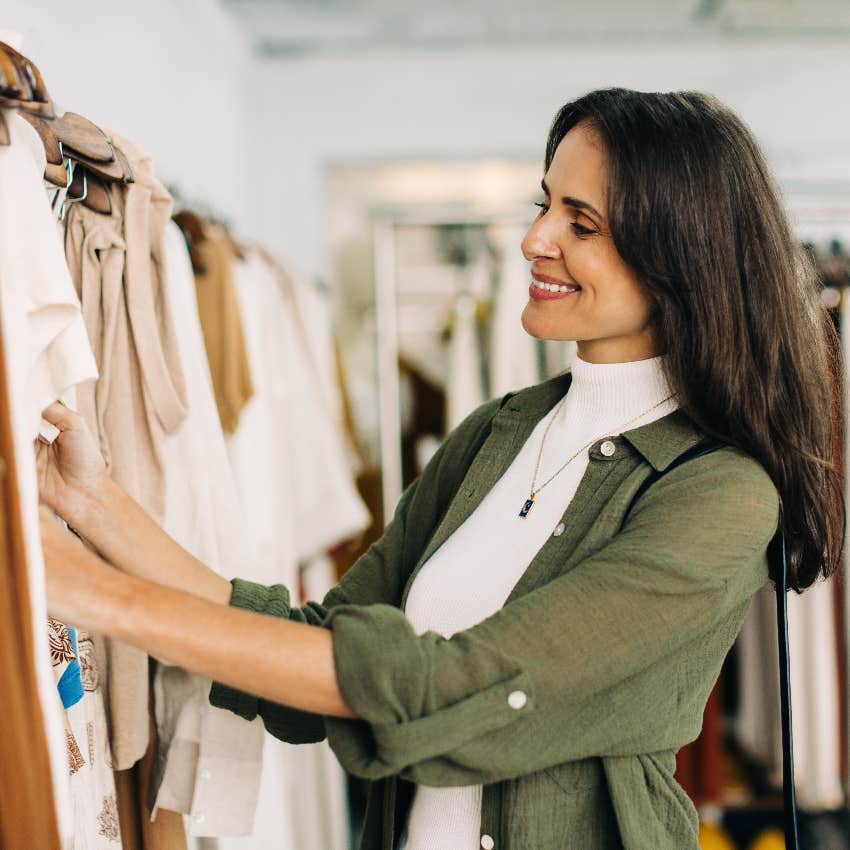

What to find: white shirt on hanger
left=150, top=222, right=266, bottom=838
left=0, top=107, right=99, bottom=845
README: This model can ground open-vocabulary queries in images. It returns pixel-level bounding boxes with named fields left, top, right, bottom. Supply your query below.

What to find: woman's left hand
left=39, top=505, right=112, bottom=629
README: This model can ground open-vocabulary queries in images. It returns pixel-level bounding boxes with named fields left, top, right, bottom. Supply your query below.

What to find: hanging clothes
left=192, top=225, right=255, bottom=436
left=734, top=567, right=844, bottom=808
left=446, top=292, right=486, bottom=432
left=57, top=622, right=123, bottom=850
left=0, top=334, right=64, bottom=850
left=51, top=620, right=84, bottom=710
left=268, top=254, right=372, bottom=560
left=220, top=249, right=369, bottom=850
left=64, top=131, right=189, bottom=772
left=787, top=580, right=843, bottom=808
left=0, top=107, right=99, bottom=846
left=147, top=221, right=265, bottom=838
left=489, top=224, right=541, bottom=397
left=734, top=583, right=782, bottom=781
left=226, top=248, right=301, bottom=590
left=217, top=247, right=300, bottom=850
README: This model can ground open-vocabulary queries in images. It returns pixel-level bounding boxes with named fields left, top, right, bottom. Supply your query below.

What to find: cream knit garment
left=400, top=352, right=680, bottom=850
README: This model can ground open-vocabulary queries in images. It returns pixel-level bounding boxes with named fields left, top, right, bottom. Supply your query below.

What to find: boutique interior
left=3, top=1, right=850, bottom=849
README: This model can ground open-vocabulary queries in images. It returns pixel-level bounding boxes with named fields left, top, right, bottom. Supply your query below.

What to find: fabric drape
left=64, top=131, right=188, bottom=772
left=149, top=222, right=265, bottom=838
left=0, top=107, right=99, bottom=845
left=192, top=226, right=255, bottom=436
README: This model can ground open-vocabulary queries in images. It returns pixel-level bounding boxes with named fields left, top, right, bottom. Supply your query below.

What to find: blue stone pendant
left=519, top=496, right=535, bottom=518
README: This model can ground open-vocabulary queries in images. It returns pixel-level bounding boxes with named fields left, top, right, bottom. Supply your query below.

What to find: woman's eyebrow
left=540, top=179, right=603, bottom=219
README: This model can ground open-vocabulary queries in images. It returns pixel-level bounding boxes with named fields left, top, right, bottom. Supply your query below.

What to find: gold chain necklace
left=518, top=393, right=676, bottom=518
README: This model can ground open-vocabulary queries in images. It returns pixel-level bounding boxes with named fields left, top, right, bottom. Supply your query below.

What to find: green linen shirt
left=209, top=369, right=780, bottom=850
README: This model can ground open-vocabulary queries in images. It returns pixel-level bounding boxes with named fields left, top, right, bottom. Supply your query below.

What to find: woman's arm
left=74, top=475, right=232, bottom=605
left=37, top=402, right=230, bottom=604
left=40, top=508, right=357, bottom=719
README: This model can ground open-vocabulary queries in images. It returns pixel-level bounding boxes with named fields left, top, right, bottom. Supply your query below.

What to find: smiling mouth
left=531, top=277, right=581, bottom=294
left=529, top=272, right=582, bottom=303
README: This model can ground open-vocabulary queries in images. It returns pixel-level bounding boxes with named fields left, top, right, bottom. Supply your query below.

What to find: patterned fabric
left=66, top=728, right=85, bottom=776
left=50, top=622, right=122, bottom=848
left=77, top=633, right=99, bottom=692
left=96, top=795, right=120, bottom=843
left=48, top=617, right=75, bottom=666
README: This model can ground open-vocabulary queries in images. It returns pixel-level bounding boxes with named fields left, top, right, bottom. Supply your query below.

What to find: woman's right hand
left=36, top=402, right=109, bottom=527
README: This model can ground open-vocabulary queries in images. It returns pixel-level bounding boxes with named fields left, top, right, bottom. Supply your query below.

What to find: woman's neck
left=561, top=352, right=677, bottom=436
left=575, top=333, right=661, bottom=364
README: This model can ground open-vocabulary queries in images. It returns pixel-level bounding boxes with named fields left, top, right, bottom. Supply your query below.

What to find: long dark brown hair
left=546, top=87, right=843, bottom=591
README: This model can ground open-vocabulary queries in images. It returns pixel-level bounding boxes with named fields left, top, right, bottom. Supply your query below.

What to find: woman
left=38, top=88, right=842, bottom=850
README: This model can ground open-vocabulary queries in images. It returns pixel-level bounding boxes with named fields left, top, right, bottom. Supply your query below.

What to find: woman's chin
left=521, top=304, right=574, bottom=341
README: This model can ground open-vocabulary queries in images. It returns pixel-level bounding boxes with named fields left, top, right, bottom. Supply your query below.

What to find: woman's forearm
left=72, top=477, right=232, bottom=605
left=68, top=542, right=356, bottom=719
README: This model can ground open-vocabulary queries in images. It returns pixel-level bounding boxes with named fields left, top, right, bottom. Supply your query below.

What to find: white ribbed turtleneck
left=400, top=353, right=679, bottom=850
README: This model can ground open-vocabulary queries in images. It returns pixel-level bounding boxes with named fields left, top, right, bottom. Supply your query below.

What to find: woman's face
left=520, top=124, right=660, bottom=363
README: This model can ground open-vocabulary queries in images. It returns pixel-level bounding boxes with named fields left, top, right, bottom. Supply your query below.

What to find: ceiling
left=220, top=0, right=850, bottom=57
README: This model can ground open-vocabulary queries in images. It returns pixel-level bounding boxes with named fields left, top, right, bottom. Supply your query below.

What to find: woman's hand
left=39, top=505, right=115, bottom=629
left=35, top=402, right=108, bottom=527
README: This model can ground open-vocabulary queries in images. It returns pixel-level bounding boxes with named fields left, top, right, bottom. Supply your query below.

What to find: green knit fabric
left=210, top=370, right=779, bottom=850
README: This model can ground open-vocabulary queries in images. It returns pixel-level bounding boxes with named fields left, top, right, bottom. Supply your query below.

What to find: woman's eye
left=571, top=222, right=596, bottom=237
left=534, top=201, right=549, bottom=215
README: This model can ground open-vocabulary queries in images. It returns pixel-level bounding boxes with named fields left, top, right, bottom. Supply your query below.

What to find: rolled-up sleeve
left=209, top=579, right=336, bottom=742
left=321, top=448, right=780, bottom=786
left=209, top=395, right=506, bottom=743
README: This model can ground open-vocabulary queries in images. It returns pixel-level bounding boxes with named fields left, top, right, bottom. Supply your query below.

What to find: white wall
left=245, top=38, right=850, bottom=275
left=2, top=0, right=253, bottom=225
left=4, top=2, right=849, bottom=274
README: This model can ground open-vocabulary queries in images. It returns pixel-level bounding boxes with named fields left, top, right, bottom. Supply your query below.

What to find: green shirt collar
left=498, top=370, right=705, bottom=472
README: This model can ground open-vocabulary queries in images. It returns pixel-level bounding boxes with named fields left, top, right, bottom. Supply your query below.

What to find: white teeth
left=532, top=279, right=579, bottom=293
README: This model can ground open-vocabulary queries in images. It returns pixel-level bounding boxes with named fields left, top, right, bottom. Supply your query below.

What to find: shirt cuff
left=208, top=578, right=293, bottom=719
left=321, top=602, right=534, bottom=780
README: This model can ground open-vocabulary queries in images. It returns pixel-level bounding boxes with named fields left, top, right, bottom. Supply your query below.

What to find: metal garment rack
left=372, top=204, right=532, bottom=525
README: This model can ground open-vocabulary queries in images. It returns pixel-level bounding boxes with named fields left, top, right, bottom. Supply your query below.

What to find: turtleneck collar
left=559, top=352, right=678, bottom=437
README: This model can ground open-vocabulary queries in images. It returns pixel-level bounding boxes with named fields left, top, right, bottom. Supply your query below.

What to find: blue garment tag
left=57, top=625, right=84, bottom=709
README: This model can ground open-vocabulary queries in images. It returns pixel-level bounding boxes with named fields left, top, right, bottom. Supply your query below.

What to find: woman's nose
left=521, top=217, right=560, bottom=262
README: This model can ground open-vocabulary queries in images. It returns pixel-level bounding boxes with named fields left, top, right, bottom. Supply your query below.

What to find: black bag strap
left=773, top=527, right=799, bottom=849
left=627, top=438, right=799, bottom=849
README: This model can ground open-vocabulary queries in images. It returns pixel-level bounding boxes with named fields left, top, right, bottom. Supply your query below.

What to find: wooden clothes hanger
left=20, top=110, right=134, bottom=215
left=68, top=167, right=112, bottom=215
left=0, top=41, right=55, bottom=119
left=172, top=210, right=210, bottom=274
left=18, top=113, right=63, bottom=165
left=50, top=111, right=113, bottom=163
left=0, top=43, right=123, bottom=218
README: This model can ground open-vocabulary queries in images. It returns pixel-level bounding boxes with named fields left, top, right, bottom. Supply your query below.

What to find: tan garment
left=64, top=132, right=188, bottom=770
left=193, top=226, right=254, bottom=434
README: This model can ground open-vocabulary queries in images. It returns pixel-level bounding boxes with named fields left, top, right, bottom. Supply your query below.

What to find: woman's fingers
left=41, top=401, right=83, bottom=431
left=41, top=401, right=79, bottom=431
